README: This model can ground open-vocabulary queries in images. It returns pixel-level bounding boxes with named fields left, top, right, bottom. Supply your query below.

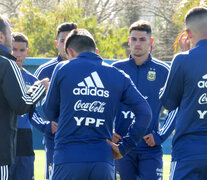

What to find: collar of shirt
left=129, top=54, right=152, bottom=67
left=57, top=55, right=63, bottom=62
left=0, top=44, right=9, bottom=53
left=77, top=52, right=103, bottom=62
left=0, top=44, right=16, bottom=61
left=195, top=39, right=207, bottom=48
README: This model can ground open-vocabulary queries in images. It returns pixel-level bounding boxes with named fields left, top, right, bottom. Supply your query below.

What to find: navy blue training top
left=34, top=55, right=62, bottom=140
left=113, top=55, right=176, bottom=154
left=160, top=39, right=207, bottom=161
left=43, top=52, right=152, bottom=165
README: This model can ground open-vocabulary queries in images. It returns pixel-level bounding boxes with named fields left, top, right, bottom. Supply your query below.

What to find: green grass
left=34, top=150, right=46, bottom=180
left=34, top=150, right=171, bottom=180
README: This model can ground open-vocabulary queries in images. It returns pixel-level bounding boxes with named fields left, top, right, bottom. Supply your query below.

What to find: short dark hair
left=0, top=15, right=9, bottom=35
left=185, top=7, right=207, bottom=26
left=65, top=28, right=96, bottom=54
left=12, top=32, right=28, bottom=47
left=56, top=22, right=78, bottom=39
left=129, top=20, right=151, bottom=36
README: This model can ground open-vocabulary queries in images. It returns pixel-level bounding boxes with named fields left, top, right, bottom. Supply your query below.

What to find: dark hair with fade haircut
left=129, top=20, right=151, bottom=36
left=185, top=7, right=207, bottom=26
left=56, top=22, right=78, bottom=39
left=0, top=15, right=9, bottom=35
left=12, top=32, right=29, bottom=47
left=65, top=28, right=96, bottom=54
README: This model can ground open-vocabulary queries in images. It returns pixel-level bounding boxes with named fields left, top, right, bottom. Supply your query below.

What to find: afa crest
left=25, top=82, right=32, bottom=90
left=147, top=69, right=156, bottom=81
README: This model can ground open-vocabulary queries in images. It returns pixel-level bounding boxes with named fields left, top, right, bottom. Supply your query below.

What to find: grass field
left=34, top=150, right=171, bottom=180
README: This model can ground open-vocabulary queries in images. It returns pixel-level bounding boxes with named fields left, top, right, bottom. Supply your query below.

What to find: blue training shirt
left=160, top=39, right=207, bottom=161
left=16, top=68, right=51, bottom=156
left=34, top=55, right=63, bottom=140
left=43, top=52, right=152, bottom=165
left=113, top=55, right=176, bottom=154
left=18, top=68, right=51, bottom=132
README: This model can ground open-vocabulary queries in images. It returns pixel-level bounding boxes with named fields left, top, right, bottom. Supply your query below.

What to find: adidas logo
left=202, top=74, right=207, bottom=79
left=198, top=74, right=207, bottom=88
left=73, top=71, right=109, bottom=98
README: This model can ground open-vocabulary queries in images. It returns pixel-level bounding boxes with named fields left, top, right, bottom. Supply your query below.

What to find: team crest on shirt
left=25, top=82, right=32, bottom=90
left=147, top=68, right=156, bottom=81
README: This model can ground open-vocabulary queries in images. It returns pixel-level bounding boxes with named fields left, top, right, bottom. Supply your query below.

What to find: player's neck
left=132, top=53, right=149, bottom=66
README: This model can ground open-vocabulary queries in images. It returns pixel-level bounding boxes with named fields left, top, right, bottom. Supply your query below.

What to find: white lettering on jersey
left=74, top=100, right=106, bottom=113
left=74, top=117, right=85, bottom=126
left=73, top=87, right=109, bottom=98
left=74, top=117, right=105, bottom=127
left=121, top=111, right=135, bottom=119
left=198, top=74, right=207, bottom=88
left=197, top=110, right=207, bottom=119
left=73, top=71, right=109, bottom=98
left=198, top=93, right=207, bottom=104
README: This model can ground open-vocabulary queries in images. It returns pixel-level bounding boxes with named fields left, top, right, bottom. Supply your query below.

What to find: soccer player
left=0, top=16, right=47, bottom=179
left=34, top=22, right=77, bottom=179
left=43, top=28, right=152, bottom=180
left=160, top=7, right=207, bottom=179
left=10, top=32, right=57, bottom=180
left=112, top=20, right=176, bottom=180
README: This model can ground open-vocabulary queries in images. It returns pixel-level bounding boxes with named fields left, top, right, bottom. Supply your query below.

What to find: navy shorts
left=10, top=156, right=34, bottom=180
left=169, top=159, right=207, bottom=180
left=115, top=151, right=163, bottom=180
left=50, top=162, right=115, bottom=180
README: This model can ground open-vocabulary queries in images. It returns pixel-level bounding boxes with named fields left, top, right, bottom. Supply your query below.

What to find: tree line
left=0, top=0, right=206, bottom=60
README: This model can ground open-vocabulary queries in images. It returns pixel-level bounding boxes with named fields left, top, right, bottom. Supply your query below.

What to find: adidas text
left=198, top=80, right=207, bottom=88
left=73, top=87, right=109, bottom=98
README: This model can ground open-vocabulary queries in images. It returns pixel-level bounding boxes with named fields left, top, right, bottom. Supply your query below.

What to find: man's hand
left=106, top=139, right=123, bottom=159
left=27, top=78, right=50, bottom=95
left=179, top=32, right=191, bottom=52
left=40, top=78, right=50, bottom=92
left=112, top=132, right=122, bottom=143
left=143, top=133, right=156, bottom=147
left=51, top=121, right=58, bottom=134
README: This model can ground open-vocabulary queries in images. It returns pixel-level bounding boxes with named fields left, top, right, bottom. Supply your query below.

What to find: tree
left=11, top=0, right=128, bottom=59
left=173, top=0, right=207, bottom=52
left=0, top=0, right=22, bottom=18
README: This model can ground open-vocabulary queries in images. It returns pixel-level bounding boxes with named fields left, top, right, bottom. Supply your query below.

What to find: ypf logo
left=198, top=74, right=207, bottom=88
left=73, top=71, right=109, bottom=98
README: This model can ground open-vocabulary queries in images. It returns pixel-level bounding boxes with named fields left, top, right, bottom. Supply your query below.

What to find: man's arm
left=108, top=72, right=152, bottom=158
left=42, top=63, right=62, bottom=121
left=2, top=59, right=46, bottom=114
left=29, top=110, right=57, bottom=134
left=144, top=108, right=177, bottom=147
left=159, top=55, right=185, bottom=110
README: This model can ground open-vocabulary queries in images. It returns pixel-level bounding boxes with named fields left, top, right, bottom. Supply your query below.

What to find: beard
left=5, top=37, right=12, bottom=53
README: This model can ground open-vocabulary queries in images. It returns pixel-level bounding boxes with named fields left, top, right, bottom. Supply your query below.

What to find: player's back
left=168, top=40, right=207, bottom=161
left=54, top=52, right=133, bottom=142
left=44, top=52, right=149, bottom=165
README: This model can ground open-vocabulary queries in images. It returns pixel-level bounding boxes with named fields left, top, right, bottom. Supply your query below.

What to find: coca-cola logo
left=74, top=100, right=106, bottom=113
left=198, top=93, right=207, bottom=104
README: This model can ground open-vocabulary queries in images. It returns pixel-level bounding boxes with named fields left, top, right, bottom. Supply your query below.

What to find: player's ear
left=150, top=38, right=154, bottom=45
left=96, top=48, right=98, bottom=54
left=186, top=29, right=192, bottom=39
left=26, top=49, right=29, bottom=56
left=67, top=48, right=74, bottom=58
left=128, top=37, right=130, bottom=46
left=0, top=31, right=5, bottom=44
left=55, top=40, right=58, bottom=47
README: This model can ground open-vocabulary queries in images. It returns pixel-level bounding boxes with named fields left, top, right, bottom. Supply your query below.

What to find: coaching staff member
left=0, top=15, right=48, bottom=179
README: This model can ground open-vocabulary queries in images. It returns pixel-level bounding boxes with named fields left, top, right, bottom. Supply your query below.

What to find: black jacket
left=0, top=47, right=45, bottom=165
